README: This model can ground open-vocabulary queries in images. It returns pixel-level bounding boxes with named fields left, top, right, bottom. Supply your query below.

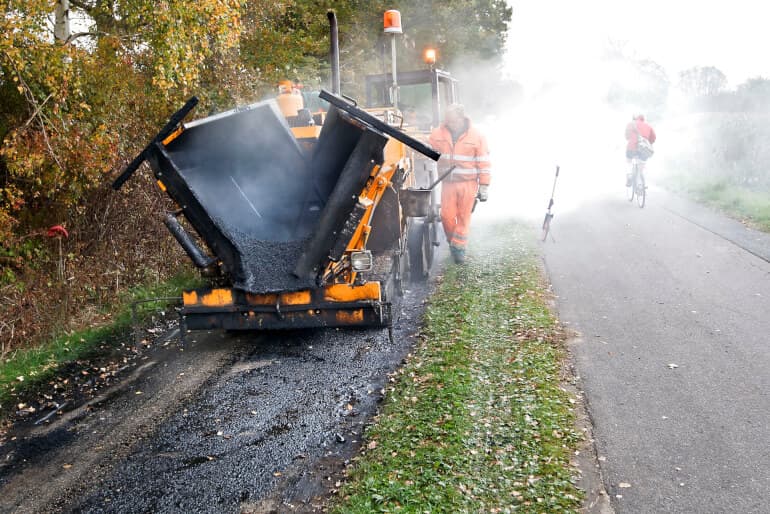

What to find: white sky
left=472, top=1, right=770, bottom=222
left=504, top=0, right=770, bottom=89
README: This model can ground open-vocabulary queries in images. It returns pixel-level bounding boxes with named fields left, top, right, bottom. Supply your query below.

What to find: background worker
left=276, top=79, right=304, bottom=118
left=428, top=104, right=492, bottom=264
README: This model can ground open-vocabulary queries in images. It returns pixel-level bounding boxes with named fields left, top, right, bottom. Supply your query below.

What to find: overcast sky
left=504, top=1, right=769, bottom=89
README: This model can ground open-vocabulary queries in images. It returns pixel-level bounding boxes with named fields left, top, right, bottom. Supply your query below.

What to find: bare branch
left=2, top=53, right=66, bottom=173
left=65, top=31, right=106, bottom=45
left=21, top=93, right=54, bottom=129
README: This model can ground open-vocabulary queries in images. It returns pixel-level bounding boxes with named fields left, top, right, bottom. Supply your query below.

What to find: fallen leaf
left=619, top=482, right=631, bottom=488
left=367, top=441, right=377, bottom=450
left=63, top=464, right=73, bottom=469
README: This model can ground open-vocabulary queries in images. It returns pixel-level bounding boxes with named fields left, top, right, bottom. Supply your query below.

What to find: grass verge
left=331, top=223, right=583, bottom=513
left=0, top=271, right=201, bottom=413
left=662, top=175, right=770, bottom=232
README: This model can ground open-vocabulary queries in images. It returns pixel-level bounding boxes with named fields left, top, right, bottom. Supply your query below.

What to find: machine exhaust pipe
left=328, top=11, right=341, bottom=95
left=163, top=213, right=216, bottom=269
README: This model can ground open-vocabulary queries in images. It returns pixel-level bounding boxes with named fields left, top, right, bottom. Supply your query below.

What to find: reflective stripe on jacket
left=428, top=121, right=492, bottom=185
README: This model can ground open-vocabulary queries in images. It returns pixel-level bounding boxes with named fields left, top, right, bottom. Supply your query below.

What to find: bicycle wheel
left=636, top=171, right=646, bottom=208
left=627, top=166, right=636, bottom=202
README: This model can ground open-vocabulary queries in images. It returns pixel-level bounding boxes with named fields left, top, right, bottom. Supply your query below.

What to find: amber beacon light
left=383, top=10, right=402, bottom=34
left=423, top=47, right=437, bottom=65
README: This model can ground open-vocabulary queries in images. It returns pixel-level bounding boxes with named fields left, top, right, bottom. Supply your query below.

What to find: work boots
left=450, top=244, right=465, bottom=264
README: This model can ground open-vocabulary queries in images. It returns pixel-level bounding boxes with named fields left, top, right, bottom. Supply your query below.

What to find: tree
left=0, top=0, right=244, bottom=243
left=677, top=66, right=728, bottom=98
left=735, top=76, right=770, bottom=111
left=603, top=41, right=669, bottom=118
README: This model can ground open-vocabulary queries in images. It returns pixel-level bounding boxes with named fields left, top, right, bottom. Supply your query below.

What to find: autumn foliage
left=0, top=1, right=511, bottom=352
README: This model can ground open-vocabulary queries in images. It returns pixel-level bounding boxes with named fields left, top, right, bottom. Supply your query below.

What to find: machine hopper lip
left=318, top=89, right=440, bottom=162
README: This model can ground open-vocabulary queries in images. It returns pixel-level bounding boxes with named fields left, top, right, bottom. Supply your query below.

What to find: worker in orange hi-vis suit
left=428, top=104, right=491, bottom=264
left=276, top=80, right=304, bottom=118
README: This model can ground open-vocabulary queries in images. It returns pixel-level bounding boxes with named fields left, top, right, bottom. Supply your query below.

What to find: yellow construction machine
left=112, top=11, right=443, bottom=333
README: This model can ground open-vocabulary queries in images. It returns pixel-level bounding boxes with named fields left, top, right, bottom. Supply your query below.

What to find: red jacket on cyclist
left=625, top=114, right=656, bottom=159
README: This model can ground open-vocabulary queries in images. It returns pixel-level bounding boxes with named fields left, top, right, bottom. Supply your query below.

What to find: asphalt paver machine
left=112, top=11, right=447, bottom=334
left=115, top=49, right=448, bottom=336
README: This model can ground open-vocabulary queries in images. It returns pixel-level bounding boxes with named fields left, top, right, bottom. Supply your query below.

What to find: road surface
left=0, top=275, right=438, bottom=514
left=543, top=184, right=770, bottom=514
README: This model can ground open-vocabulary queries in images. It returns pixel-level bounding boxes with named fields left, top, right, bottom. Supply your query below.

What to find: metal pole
left=327, top=11, right=341, bottom=95
left=430, top=66, right=440, bottom=127
left=391, top=34, right=398, bottom=109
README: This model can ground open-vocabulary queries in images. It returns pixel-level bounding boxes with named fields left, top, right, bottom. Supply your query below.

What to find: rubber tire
left=393, top=251, right=406, bottom=297
left=408, top=218, right=432, bottom=283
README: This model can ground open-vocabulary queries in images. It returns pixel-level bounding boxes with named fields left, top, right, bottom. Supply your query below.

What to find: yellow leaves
left=135, top=0, right=243, bottom=94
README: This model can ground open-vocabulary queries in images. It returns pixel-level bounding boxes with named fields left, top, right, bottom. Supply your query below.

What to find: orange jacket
left=429, top=120, right=491, bottom=185
left=625, top=119, right=656, bottom=151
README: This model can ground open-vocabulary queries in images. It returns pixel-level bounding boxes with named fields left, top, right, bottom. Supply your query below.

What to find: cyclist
left=625, top=114, right=656, bottom=186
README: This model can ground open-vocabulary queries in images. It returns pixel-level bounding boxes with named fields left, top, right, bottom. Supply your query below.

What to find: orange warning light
left=423, top=47, right=437, bottom=65
left=383, top=10, right=402, bottom=34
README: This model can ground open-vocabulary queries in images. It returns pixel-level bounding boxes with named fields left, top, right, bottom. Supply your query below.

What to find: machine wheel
left=391, top=246, right=408, bottom=297
left=408, top=218, right=434, bottom=282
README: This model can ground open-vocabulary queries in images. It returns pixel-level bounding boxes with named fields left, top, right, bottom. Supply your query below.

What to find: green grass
left=0, top=272, right=202, bottom=412
left=663, top=175, right=770, bottom=232
left=331, top=224, right=583, bottom=513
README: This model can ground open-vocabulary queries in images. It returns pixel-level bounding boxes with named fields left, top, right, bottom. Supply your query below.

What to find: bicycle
left=626, top=157, right=646, bottom=208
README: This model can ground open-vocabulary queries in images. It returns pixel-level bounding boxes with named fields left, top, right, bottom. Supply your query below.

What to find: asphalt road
left=0, top=274, right=438, bottom=514
left=543, top=184, right=770, bottom=514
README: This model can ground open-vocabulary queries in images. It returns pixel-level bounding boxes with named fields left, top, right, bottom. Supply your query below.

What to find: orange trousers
left=441, top=180, right=478, bottom=249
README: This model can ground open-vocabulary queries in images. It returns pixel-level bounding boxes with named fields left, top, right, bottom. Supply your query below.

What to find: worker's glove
left=477, top=184, right=489, bottom=202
